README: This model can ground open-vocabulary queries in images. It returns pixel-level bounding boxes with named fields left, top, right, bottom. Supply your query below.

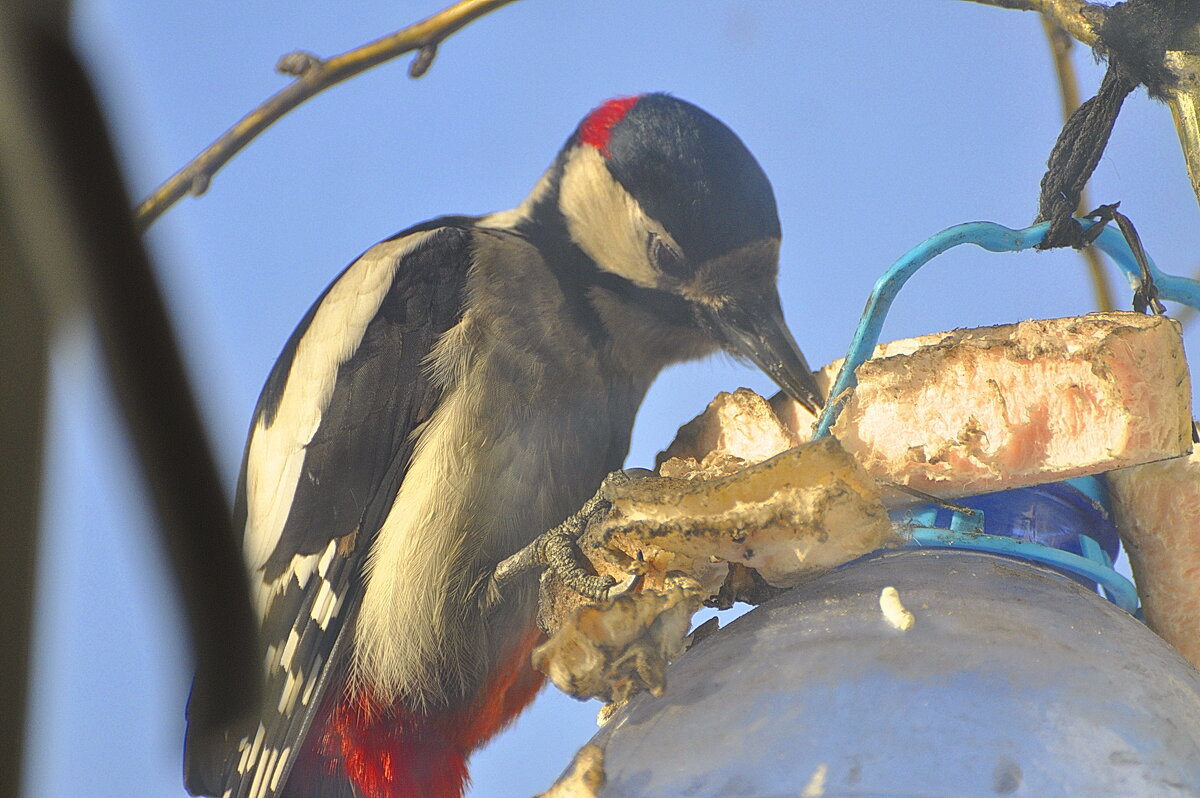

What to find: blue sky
left=25, top=2, right=1200, bottom=797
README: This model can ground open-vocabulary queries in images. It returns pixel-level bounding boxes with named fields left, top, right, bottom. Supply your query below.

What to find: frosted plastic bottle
left=583, top=548, right=1200, bottom=797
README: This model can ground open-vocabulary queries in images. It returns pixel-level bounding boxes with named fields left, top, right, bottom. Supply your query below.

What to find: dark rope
left=1033, top=0, right=1192, bottom=251
left=1034, top=66, right=1137, bottom=249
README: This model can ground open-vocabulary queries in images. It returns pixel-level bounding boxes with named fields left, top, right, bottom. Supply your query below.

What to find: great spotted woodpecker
left=183, top=93, right=822, bottom=798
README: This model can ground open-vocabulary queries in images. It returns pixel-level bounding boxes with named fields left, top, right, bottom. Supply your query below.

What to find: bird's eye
left=649, top=233, right=686, bottom=278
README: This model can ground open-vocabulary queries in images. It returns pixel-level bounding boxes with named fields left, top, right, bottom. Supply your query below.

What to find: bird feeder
left=540, top=220, right=1200, bottom=797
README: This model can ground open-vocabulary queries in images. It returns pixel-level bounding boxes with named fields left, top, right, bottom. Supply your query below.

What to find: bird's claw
left=486, top=470, right=651, bottom=606
left=539, top=529, right=617, bottom=601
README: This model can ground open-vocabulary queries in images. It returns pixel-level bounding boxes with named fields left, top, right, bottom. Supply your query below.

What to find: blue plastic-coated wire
left=910, top=526, right=1141, bottom=615
left=1090, top=225, right=1200, bottom=309
left=816, top=219, right=1181, bottom=617
left=1078, top=534, right=1119, bottom=605
left=813, top=219, right=1200, bottom=439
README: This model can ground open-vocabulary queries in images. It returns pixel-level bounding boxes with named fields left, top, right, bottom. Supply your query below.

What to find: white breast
left=351, top=316, right=612, bottom=708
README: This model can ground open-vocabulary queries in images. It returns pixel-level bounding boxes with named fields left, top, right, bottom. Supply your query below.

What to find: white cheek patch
left=557, top=146, right=679, bottom=288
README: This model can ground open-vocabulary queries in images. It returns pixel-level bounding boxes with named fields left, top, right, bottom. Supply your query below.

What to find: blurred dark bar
left=0, top=4, right=258, bottom=794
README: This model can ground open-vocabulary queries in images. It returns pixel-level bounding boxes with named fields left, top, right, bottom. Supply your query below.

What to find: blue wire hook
left=813, top=219, right=1200, bottom=439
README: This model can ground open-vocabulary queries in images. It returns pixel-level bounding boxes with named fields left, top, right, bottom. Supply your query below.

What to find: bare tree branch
left=969, top=0, right=1200, bottom=212
left=963, top=0, right=1102, bottom=47
left=134, top=0, right=520, bottom=231
left=1164, top=45, right=1200, bottom=213
left=1041, top=17, right=1114, bottom=311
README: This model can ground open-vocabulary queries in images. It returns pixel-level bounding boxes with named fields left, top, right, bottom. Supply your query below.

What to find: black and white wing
left=183, top=220, right=476, bottom=798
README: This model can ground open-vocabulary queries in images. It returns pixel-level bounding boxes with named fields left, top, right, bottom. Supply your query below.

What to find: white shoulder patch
left=241, top=231, right=436, bottom=582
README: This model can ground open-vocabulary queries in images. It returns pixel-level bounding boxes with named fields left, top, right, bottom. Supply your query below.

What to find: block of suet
left=778, top=311, right=1191, bottom=497
left=656, top=387, right=805, bottom=478
left=536, top=312, right=1192, bottom=706
left=1109, top=452, right=1200, bottom=670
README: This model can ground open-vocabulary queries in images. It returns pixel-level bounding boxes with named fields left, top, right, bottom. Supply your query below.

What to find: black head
left=594, top=94, right=780, bottom=265
left=543, top=94, right=822, bottom=412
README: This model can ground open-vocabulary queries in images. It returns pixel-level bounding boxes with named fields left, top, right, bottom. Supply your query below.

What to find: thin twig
left=1164, top=42, right=1200, bottom=212
left=1041, top=17, right=1114, bottom=311
left=134, top=0, right=520, bottom=231
left=962, top=0, right=1103, bottom=47
left=974, top=0, right=1200, bottom=214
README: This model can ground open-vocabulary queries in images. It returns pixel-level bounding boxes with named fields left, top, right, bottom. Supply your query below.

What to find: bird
left=182, top=92, right=823, bottom=798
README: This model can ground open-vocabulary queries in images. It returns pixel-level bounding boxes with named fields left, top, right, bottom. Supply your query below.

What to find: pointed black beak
left=706, top=294, right=824, bottom=414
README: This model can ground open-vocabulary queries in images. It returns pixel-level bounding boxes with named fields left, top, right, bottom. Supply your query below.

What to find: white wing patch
left=231, top=535, right=348, bottom=795
left=268, top=747, right=292, bottom=793
left=241, top=231, right=436, bottom=598
left=250, top=551, right=318, bottom=619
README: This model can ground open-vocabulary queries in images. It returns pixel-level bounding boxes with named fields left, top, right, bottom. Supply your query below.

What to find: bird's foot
left=487, top=470, right=651, bottom=607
